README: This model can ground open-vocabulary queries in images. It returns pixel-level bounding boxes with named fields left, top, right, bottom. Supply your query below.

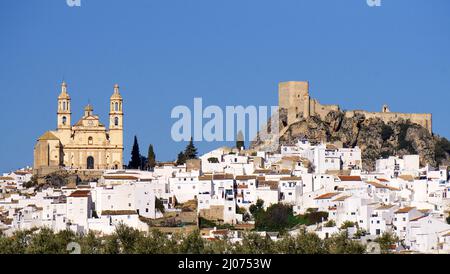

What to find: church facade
left=33, top=82, right=124, bottom=175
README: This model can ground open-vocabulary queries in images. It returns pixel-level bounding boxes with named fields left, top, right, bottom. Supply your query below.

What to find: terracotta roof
left=377, top=178, right=390, bottom=182
left=211, top=229, right=229, bottom=236
left=14, top=171, right=31, bottom=175
left=258, top=181, right=278, bottom=190
left=212, top=174, right=234, bottom=180
left=235, top=175, right=257, bottom=180
left=279, top=169, right=292, bottom=175
left=199, top=174, right=234, bottom=181
left=68, top=190, right=90, bottom=198
left=338, top=176, right=362, bottom=182
left=280, top=176, right=302, bottom=181
left=254, top=169, right=271, bottom=174
left=376, top=204, right=396, bottom=210
left=332, top=195, right=352, bottom=202
left=314, top=192, right=340, bottom=200
left=398, top=175, right=414, bottom=182
left=395, top=207, right=416, bottom=214
left=366, top=181, right=400, bottom=191
left=410, top=215, right=427, bottom=222
left=198, top=175, right=213, bottom=181
left=281, top=156, right=301, bottom=162
left=0, top=177, right=14, bottom=181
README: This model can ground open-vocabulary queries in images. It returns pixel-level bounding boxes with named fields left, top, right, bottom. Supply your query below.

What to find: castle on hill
left=33, top=82, right=124, bottom=176
left=278, top=81, right=432, bottom=133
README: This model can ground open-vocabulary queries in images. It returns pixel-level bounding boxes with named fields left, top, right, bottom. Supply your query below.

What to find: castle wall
left=310, top=99, right=340, bottom=120
left=278, top=81, right=432, bottom=134
left=345, top=111, right=432, bottom=133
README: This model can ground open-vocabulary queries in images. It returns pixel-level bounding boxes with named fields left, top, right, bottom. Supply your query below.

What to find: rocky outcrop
left=252, top=109, right=450, bottom=171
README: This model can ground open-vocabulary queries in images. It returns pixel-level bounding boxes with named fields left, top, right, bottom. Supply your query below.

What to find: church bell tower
left=57, top=81, right=72, bottom=134
left=109, top=84, right=124, bottom=168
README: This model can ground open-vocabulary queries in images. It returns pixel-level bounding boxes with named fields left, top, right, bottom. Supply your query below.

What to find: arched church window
left=115, top=102, right=119, bottom=112
left=114, top=117, right=119, bottom=126
left=62, top=116, right=67, bottom=125
left=87, top=156, right=94, bottom=170
left=88, top=136, right=93, bottom=145
left=63, top=101, right=66, bottom=111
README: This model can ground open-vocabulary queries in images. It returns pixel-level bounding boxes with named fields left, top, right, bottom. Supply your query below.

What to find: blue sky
left=0, top=0, right=449, bottom=172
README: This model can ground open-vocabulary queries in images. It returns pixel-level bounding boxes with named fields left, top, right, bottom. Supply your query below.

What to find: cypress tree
left=147, top=144, right=156, bottom=170
left=129, top=136, right=141, bottom=169
left=176, top=151, right=186, bottom=166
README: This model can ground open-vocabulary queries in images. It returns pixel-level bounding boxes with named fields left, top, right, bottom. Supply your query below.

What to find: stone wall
left=198, top=205, right=224, bottom=221
left=345, top=111, right=432, bottom=133
left=278, top=81, right=432, bottom=134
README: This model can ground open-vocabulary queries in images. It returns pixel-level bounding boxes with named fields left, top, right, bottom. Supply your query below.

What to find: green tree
left=114, top=223, right=143, bottom=254
left=249, top=199, right=264, bottom=216
left=324, top=220, right=336, bottom=227
left=155, top=197, right=165, bottom=214
left=179, top=230, right=205, bottom=254
left=80, top=231, right=102, bottom=254
left=135, top=229, right=169, bottom=254
left=233, top=232, right=275, bottom=254
left=184, top=137, right=198, bottom=160
left=381, top=124, right=394, bottom=141
left=325, top=231, right=366, bottom=254
left=176, top=151, right=186, bottom=166
left=340, top=221, right=356, bottom=229
left=277, top=230, right=328, bottom=254
left=5, top=229, right=34, bottom=254
left=375, top=232, right=399, bottom=254
left=147, top=144, right=156, bottom=170
left=256, top=203, right=293, bottom=232
left=129, top=136, right=142, bottom=169
left=26, top=228, right=64, bottom=254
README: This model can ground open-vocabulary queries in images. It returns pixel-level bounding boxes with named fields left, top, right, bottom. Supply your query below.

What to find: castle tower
left=109, top=84, right=124, bottom=168
left=278, top=81, right=309, bottom=125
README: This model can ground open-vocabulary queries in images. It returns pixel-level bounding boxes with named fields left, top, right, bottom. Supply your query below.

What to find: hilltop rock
left=252, top=110, right=450, bottom=171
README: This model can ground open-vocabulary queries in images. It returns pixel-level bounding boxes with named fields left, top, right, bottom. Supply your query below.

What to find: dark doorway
left=87, top=156, right=94, bottom=169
